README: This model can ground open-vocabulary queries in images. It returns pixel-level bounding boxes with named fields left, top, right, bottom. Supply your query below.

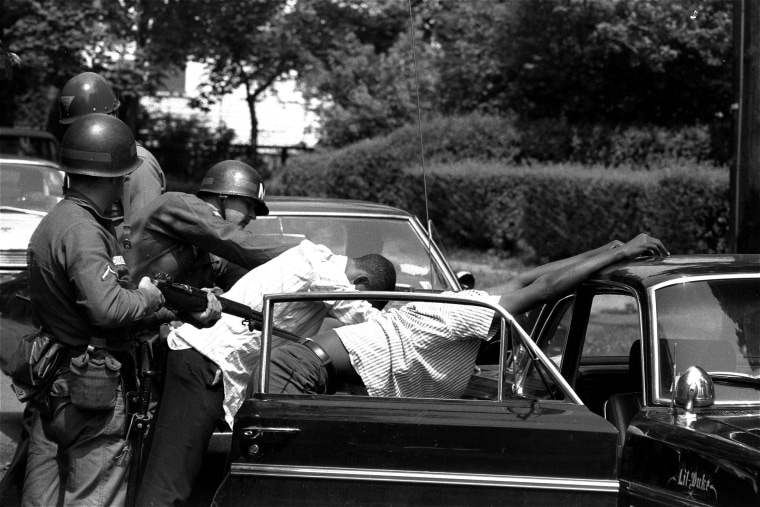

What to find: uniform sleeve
left=155, top=194, right=289, bottom=269
left=63, top=223, right=152, bottom=328
left=128, top=146, right=166, bottom=211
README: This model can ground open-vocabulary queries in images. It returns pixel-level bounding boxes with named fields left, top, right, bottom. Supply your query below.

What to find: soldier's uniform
left=22, top=115, right=165, bottom=507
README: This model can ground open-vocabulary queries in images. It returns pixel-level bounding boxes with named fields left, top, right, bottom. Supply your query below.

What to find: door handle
left=242, top=426, right=301, bottom=440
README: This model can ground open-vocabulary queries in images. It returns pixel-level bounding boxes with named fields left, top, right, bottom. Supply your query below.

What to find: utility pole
left=731, top=0, right=760, bottom=253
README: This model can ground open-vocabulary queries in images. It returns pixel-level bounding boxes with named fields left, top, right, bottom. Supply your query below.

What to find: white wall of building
left=143, top=62, right=319, bottom=147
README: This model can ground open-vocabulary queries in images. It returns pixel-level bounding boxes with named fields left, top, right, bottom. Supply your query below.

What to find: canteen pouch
left=69, top=343, right=122, bottom=411
left=7, top=329, right=64, bottom=403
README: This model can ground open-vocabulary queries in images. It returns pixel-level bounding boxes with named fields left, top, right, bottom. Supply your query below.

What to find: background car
left=241, top=196, right=473, bottom=293
left=0, top=155, right=64, bottom=284
left=225, top=255, right=760, bottom=507
left=0, top=128, right=60, bottom=163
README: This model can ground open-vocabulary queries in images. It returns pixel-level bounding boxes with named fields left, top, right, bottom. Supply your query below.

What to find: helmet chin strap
left=217, top=194, right=229, bottom=220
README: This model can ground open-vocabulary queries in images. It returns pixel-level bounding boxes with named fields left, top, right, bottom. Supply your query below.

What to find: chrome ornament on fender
left=674, top=366, right=715, bottom=413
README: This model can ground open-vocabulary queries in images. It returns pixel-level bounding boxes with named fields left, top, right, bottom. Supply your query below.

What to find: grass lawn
left=445, top=247, right=534, bottom=293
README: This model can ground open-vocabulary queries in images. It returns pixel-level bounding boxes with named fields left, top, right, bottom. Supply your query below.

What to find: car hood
left=0, top=212, right=43, bottom=250
left=697, top=411, right=760, bottom=450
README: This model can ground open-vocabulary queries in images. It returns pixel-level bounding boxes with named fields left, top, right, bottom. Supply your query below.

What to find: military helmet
left=197, top=160, right=269, bottom=216
left=61, top=114, right=142, bottom=177
left=59, top=72, right=121, bottom=124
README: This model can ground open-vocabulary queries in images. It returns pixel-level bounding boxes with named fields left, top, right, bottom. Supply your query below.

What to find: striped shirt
left=168, top=239, right=380, bottom=426
left=336, top=290, right=499, bottom=399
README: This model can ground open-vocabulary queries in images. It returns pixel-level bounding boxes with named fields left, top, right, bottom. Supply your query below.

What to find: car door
left=223, top=292, right=619, bottom=506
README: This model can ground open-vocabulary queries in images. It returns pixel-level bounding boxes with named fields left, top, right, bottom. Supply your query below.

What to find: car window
left=653, top=278, right=760, bottom=405
left=247, top=215, right=453, bottom=291
left=582, top=293, right=640, bottom=358
left=0, top=163, right=64, bottom=213
left=537, top=300, right=574, bottom=369
left=0, top=135, right=60, bottom=162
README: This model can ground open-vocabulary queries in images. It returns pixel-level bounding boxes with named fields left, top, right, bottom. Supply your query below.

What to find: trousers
left=136, top=348, right=224, bottom=507
left=22, top=383, right=129, bottom=507
left=249, top=340, right=329, bottom=395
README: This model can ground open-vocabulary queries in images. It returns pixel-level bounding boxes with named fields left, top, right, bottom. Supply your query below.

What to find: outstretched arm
left=498, top=233, right=668, bottom=315
left=500, top=240, right=626, bottom=294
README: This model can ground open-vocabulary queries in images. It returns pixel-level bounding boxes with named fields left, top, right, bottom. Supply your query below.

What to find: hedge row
left=270, top=114, right=729, bottom=261
left=272, top=158, right=729, bottom=261
left=272, top=114, right=720, bottom=194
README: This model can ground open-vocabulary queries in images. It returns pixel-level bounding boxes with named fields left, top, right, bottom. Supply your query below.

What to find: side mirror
left=457, top=271, right=475, bottom=290
left=674, top=366, right=714, bottom=412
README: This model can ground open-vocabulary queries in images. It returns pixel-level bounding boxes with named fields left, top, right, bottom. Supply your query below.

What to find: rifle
left=124, top=341, right=153, bottom=507
left=152, top=273, right=301, bottom=342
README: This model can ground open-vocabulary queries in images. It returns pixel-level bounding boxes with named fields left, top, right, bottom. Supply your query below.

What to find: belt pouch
left=69, top=339, right=122, bottom=411
left=7, top=329, right=64, bottom=403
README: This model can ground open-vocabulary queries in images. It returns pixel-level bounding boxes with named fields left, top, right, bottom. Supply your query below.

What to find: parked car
left=242, top=196, right=472, bottom=293
left=224, top=254, right=760, bottom=506
left=0, top=128, right=60, bottom=163
left=0, top=155, right=64, bottom=369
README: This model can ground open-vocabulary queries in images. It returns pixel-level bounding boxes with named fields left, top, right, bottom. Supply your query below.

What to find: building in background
left=142, top=62, right=319, bottom=148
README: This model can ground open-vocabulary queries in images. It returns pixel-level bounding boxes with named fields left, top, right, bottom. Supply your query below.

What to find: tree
left=0, top=0, right=105, bottom=127
left=154, top=0, right=297, bottom=163
left=296, top=0, right=434, bottom=147
left=0, top=0, right=188, bottom=132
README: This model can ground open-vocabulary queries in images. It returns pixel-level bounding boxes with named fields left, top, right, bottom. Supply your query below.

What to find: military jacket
left=26, top=191, right=154, bottom=351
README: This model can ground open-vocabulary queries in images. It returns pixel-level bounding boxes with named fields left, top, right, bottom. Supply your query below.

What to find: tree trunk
left=247, top=96, right=259, bottom=167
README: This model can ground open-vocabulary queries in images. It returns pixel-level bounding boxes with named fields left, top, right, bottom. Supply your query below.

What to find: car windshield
left=246, top=215, right=454, bottom=291
left=0, top=135, right=59, bottom=162
left=653, top=277, right=760, bottom=405
left=0, top=163, right=64, bottom=214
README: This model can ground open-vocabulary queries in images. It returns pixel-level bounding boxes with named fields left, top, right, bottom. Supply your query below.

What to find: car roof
left=589, top=254, right=760, bottom=292
left=265, top=196, right=415, bottom=219
left=0, top=127, right=58, bottom=140
left=0, top=155, right=61, bottom=171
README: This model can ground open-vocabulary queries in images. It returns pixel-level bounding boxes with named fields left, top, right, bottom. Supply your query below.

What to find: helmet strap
left=217, top=195, right=228, bottom=220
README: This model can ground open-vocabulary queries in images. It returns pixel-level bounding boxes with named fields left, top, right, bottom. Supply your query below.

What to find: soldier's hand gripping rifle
left=152, top=273, right=301, bottom=342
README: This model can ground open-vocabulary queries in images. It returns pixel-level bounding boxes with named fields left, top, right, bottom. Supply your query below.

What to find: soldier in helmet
left=118, top=160, right=287, bottom=503
left=123, top=159, right=288, bottom=287
left=21, top=114, right=221, bottom=506
left=58, top=71, right=166, bottom=250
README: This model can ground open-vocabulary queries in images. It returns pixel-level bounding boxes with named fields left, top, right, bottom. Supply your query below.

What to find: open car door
left=222, top=292, right=620, bottom=506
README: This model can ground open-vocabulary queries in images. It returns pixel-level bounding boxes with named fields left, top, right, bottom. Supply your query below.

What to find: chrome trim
left=242, top=426, right=300, bottom=434
left=649, top=273, right=760, bottom=405
left=580, top=282, right=647, bottom=405
left=230, top=464, right=619, bottom=493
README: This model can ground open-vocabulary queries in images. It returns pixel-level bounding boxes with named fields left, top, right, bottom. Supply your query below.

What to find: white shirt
left=169, top=239, right=380, bottom=426
left=336, top=290, right=499, bottom=398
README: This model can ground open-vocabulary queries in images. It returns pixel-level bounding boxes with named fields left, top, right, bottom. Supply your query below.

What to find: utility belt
left=8, top=329, right=137, bottom=413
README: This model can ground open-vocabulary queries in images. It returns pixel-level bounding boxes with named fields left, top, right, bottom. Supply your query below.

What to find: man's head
left=60, top=114, right=142, bottom=208
left=345, top=254, right=396, bottom=309
left=197, top=160, right=269, bottom=227
left=59, top=72, right=120, bottom=124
